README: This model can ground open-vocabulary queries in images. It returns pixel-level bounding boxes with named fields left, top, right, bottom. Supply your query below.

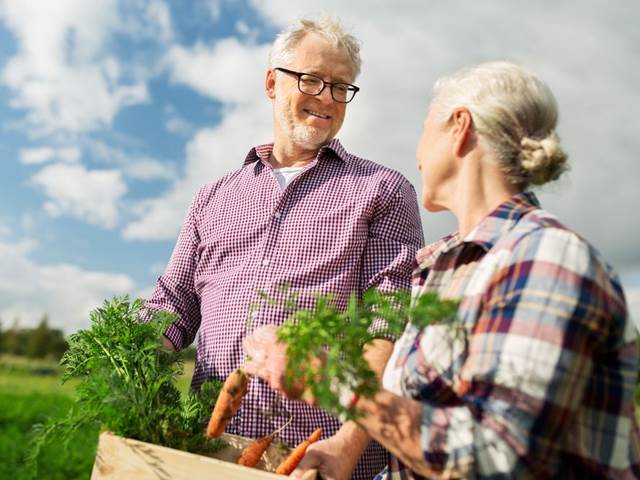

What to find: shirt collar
left=243, top=138, right=349, bottom=166
left=415, top=191, right=541, bottom=270
left=463, top=191, right=540, bottom=250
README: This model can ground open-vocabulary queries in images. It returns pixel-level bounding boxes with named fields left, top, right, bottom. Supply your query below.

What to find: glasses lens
left=331, top=84, right=352, bottom=103
left=298, top=74, right=323, bottom=95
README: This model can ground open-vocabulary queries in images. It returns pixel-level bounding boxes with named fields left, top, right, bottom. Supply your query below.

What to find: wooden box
left=91, top=431, right=317, bottom=480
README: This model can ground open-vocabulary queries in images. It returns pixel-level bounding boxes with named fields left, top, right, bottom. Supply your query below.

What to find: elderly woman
left=245, top=62, right=640, bottom=479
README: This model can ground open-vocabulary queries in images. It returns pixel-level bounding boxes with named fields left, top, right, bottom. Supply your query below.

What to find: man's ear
left=265, top=69, right=276, bottom=99
left=451, top=108, right=473, bottom=157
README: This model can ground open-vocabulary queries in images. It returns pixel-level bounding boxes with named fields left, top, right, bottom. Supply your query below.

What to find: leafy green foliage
left=276, top=289, right=459, bottom=421
left=0, top=390, right=96, bottom=480
left=27, top=296, right=224, bottom=476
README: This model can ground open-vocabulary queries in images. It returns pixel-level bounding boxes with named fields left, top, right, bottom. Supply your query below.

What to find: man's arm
left=144, top=188, right=205, bottom=350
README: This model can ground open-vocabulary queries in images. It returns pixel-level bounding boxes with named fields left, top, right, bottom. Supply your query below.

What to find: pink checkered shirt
left=145, top=138, right=424, bottom=479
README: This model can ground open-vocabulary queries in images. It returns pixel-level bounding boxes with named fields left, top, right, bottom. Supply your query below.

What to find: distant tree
left=48, top=327, right=69, bottom=360
left=0, top=317, right=3, bottom=354
left=26, top=316, right=53, bottom=359
left=3, top=318, right=26, bottom=356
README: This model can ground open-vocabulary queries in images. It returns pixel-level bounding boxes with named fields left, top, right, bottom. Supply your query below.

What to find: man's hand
left=243, top=325, right=306, bottom=398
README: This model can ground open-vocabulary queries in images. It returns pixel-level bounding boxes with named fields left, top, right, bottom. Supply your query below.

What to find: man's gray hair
left=269, top=16, right=362, bottom=80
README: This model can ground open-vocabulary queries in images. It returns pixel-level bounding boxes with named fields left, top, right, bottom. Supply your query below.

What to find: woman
left=244, top=62, right=640, bottom=479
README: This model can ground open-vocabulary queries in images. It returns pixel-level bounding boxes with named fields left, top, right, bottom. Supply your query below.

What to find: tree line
left=0, top=316, right=68, bottom=361
left=0, top=316, right=197, bottom=363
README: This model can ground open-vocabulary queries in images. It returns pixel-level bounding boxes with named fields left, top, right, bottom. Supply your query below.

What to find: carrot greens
left=27, top=296, right=224, bottom=476
left=275, top=289, right=459, bottom=421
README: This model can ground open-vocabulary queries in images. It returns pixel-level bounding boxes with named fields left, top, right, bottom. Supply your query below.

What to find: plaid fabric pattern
left=145, top=138, right=423, bottom=479
left=381, top=192, right=640, bottom=479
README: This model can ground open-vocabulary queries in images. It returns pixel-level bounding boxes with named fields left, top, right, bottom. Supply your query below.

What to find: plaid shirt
left=145, top=138, right=423, bottom=479
left=378, top=192, right=640, bottom=479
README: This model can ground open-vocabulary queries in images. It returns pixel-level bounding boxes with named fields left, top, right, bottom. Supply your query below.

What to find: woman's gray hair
left=432, top=61, right=568, bottom=189
left=269, top=16, right=362, bottom=80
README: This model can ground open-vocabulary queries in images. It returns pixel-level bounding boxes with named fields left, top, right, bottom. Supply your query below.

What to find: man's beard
left=277, top=102, right=332, bottom=150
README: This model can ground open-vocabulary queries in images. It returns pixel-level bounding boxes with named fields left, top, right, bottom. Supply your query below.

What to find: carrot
left=206, top=368, right=249, bottom=438
left=275, top=427, right=322, bottom=475
left=236, top=434, right=274, bottom=467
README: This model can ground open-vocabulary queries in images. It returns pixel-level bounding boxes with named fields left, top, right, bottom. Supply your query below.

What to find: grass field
left=3, top=354, right=639, bottom=479
left=0, top=355, right=195, bottom=480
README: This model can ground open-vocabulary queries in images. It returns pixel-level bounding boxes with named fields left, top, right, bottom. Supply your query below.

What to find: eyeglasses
left=274, top=67, right=360, bottom=104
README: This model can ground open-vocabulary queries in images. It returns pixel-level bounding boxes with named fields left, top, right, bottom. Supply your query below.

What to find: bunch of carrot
left=205, top=367, right=322, bottom=474
left=237, top=427, right=322, bottom=473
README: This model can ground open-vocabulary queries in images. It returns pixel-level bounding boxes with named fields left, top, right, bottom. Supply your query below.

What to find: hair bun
left=519, top=132, right=568, bottom=185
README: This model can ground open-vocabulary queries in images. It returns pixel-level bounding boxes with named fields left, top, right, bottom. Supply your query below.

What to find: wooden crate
left=91, top=431, right=317, bottom=480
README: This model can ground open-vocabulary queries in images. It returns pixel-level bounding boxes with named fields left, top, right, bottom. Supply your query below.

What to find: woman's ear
left=451, top=108, right=473, bottom=156
left=265, top=69, right=276, bottom=99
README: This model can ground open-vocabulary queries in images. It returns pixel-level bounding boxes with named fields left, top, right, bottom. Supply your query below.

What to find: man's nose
left=317, top=85, right=334, bottom=103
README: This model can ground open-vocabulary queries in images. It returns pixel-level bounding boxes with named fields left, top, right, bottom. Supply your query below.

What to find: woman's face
left=416, top=106, right=455, bottom=212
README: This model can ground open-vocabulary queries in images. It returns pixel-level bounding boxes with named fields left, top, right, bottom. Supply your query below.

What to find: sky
left=0, top=0, right=638, bottom=334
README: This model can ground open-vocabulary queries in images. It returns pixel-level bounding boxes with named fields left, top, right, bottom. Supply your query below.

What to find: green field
left=2, top=355, right=639, bottom=480
left=0, top=355, right=195, bottom=480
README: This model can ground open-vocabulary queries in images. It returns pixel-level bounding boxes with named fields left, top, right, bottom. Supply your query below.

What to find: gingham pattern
left=379, top=192, right=640, bottom=479
left=145, top=138, right=423, bottom=479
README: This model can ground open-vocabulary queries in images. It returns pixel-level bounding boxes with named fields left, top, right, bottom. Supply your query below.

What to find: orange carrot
left=275, top=428, right=322, bottom=475
left=206, top=368, right=248, bottom=438
left=236, top=434, right=274, bottom=467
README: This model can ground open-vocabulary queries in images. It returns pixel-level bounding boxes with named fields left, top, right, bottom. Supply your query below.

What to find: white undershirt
left=271, top=166, right=305, bottom=190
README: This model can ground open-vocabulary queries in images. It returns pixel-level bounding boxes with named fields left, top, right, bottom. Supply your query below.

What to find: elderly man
left=145, top=17, right=423, bottom=480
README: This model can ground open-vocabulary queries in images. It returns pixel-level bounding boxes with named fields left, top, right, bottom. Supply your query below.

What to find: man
left=145, top=17, right=423, bottom=480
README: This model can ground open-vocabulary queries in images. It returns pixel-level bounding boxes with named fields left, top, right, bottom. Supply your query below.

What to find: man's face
left=268, top=32, right=355, bottom=150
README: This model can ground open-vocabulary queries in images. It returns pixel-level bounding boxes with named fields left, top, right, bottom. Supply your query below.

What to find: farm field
left=2, top=354, right=639, bottom=479
left=0, top=355, right=195, bottom=480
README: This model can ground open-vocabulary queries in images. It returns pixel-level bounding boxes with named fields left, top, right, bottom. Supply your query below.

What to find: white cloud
left=19, top=147, right=55, bottom=165
left=164, top=38, right=270, bottom=104
left=625, top=287, right=640, bottom=333
left=204, top=0, right=223, bottom=21
left=123, top=101, right=272, bottom=240
left=165, top=116, right=194, bottom=137
left=123, top=37, right=272, bottom=240
left=0, top=237, right=135, bottom=332
left=20, top=146, right=81, bottom=164
left=164, top=105, right=195, bottom=137
left=145, top=0, right=173, bottom=43
left=31, top=163, right=126, bottom=228
left=123, top=158, right=176, bottom=181
left=85, top=140, right=176, bottom=181
left=20, top=214, right=35, bottom=232
left=0, top=0, right=149, bottom=134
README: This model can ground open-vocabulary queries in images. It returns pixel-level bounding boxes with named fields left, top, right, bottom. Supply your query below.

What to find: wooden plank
left=91, top=432, right=317, bottom=480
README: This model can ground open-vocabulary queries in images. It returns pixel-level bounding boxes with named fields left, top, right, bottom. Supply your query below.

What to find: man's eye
left=301, top=76, right=322, bottom=86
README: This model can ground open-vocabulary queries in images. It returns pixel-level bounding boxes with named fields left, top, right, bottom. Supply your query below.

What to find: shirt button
left=274, top=211, right=282, bottom=219
left=262, top=258, right=270, bottom=266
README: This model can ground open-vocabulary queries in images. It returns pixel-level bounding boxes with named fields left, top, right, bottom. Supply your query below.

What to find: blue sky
left=1, top=0, right=639, bottom=333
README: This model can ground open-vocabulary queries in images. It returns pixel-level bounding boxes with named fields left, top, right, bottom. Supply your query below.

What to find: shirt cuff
left=163, top=322, right=185, bottom=350
left=368, top=318, right=400, bottom=341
